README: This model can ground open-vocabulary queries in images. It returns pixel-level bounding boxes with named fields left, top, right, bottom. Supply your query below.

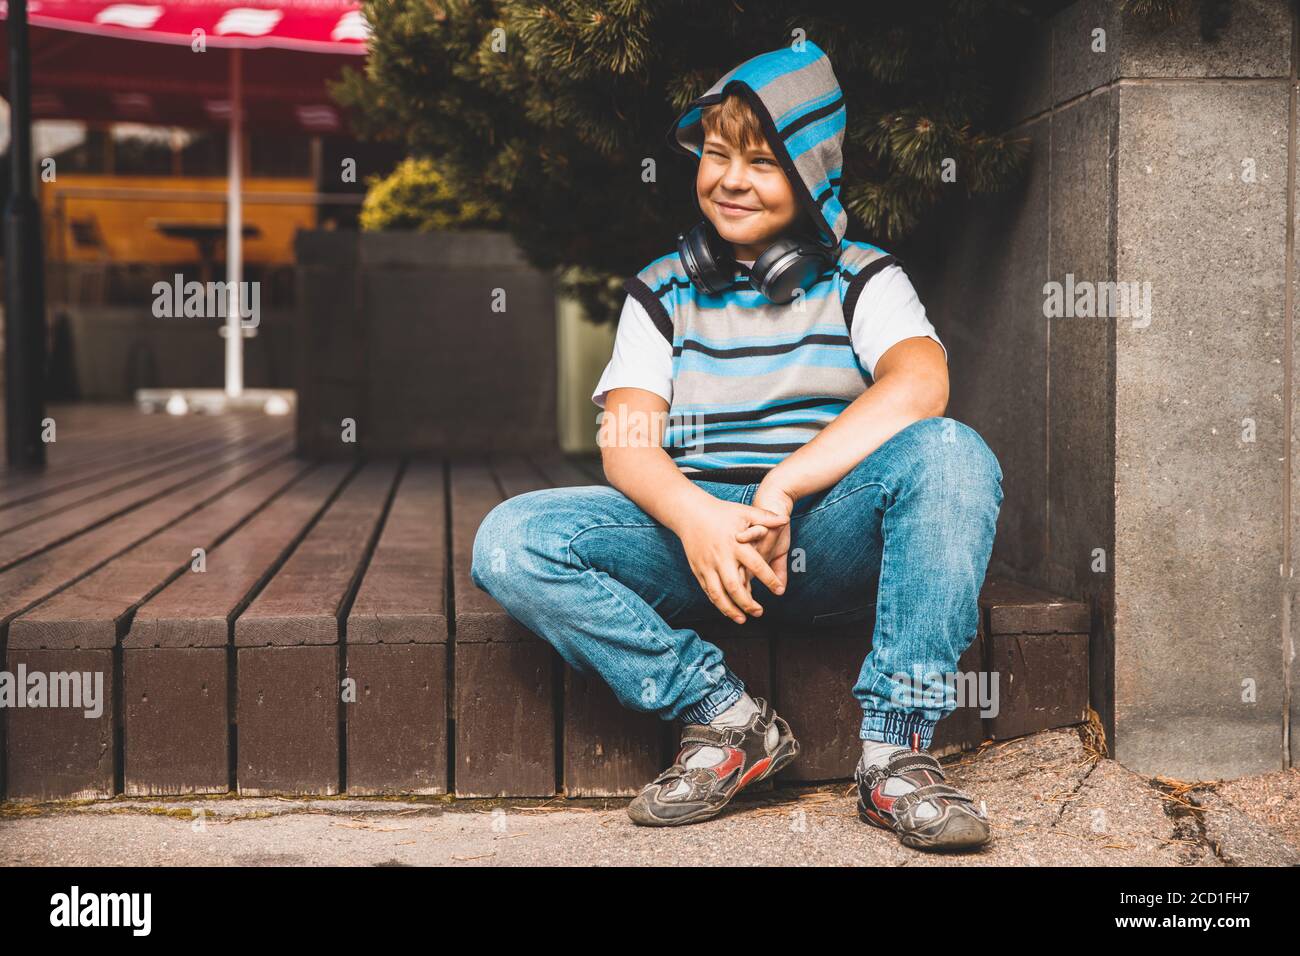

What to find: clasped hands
left=676, top=478, right=796, bottom=625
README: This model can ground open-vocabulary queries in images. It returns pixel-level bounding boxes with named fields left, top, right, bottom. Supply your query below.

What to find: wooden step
left=0, top=403, right=1093, bottom=801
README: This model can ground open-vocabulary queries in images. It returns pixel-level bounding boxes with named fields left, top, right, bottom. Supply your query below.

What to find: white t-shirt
left=591, top=261, right=947, bottom=408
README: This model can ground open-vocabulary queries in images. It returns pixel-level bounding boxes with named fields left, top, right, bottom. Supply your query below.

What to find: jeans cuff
left=678, top=668, right=745, bottom=725
left=860, top=710, right=936, bottom=749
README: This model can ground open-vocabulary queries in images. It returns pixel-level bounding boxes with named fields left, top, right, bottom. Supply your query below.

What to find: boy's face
left=697, top=132, right=799, bottom=261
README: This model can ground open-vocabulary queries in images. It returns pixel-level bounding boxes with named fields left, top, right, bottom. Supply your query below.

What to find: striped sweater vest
left=623, top=240, right=900, bottom=484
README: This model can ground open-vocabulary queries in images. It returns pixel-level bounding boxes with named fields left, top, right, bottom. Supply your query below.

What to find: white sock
left=861, top=739, right=939, bottom=821
left=713, top=691, right=760, bottom=727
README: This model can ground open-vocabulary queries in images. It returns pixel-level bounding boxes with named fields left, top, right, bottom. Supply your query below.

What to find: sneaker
left=627, top=696, right=799, bottom=826
left=855, top=735, right=991, bottom=851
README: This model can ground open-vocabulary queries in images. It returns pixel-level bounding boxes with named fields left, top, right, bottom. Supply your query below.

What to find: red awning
left=0, top=1, right=368, bottom=130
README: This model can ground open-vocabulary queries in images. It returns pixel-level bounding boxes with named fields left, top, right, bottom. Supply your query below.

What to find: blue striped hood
left=669, top=41, right=848, bottom=252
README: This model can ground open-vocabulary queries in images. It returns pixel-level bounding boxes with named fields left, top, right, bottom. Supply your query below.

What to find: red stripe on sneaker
left=863, top=805, right=893, bottom=828
left=738, top=756, right=772, bottom=789
left=711, top=748, right=745, bottom=783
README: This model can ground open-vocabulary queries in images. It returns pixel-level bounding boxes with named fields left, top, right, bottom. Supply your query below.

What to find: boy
left=471, top=41, right=1003, bottom=852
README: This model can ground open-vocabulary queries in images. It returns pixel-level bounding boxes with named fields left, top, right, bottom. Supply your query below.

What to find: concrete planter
left=294, top=229, right=557, bottom=458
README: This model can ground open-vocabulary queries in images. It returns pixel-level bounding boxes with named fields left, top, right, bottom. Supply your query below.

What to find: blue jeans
left=470, top=416, right=1003, bottom=749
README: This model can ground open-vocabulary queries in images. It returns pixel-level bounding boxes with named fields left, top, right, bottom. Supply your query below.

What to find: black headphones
left=676, top=218, right=835, bottom=305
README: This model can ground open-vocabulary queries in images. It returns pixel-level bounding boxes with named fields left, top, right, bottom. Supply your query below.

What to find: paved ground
left=3, top=729, right=1298, bottom=866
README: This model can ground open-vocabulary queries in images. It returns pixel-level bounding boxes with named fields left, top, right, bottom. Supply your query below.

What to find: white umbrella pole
left=224, top=46, right=244, bottom=398
left=135, top=44, right=292, bottom=417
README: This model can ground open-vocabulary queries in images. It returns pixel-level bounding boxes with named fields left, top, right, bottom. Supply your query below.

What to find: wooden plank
left=980, top=577, right=1090, bottom=635
left=236, top=645, right=340, bottom=795
left=345, top=460, right=448, bottom=793
left=235, top=461, right=399, bottom=647
left=448, top=459, right=557, bottom=796
left=123, top=647, right=228, bottom=796
left=0, top=404, right=236, bottom=484
left=7, top=402, right=259, bottom=460
left=568, top=454, right=608, bottom=485
left=0, top=419, right=256, bottom=507
left=494, top=455, right=666, bottom=797
left=975, top=578, right=1092, bottom=741
left=345, top=643, right=447, bottom=794
left=447, top=460, right=532, bottom=643
left=10, top=412, right=277, bottom=484
left=712, top=631, right=773, bottom=703
left=489, top=455, right=550, bottom=499
left=0, top=430, right=223, bottom=507
left=2, top=459, right=310, bottom=801
left=346, top=460, right=447, bottom=645
left=0, top=442, right=295, bottom=630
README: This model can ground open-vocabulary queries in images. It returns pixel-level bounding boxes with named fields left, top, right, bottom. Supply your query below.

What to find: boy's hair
left=700, top=93, right=767, bottom=152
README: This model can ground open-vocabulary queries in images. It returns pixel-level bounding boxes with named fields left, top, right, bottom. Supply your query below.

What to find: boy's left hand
left=736, top=479, right=794, bottom=592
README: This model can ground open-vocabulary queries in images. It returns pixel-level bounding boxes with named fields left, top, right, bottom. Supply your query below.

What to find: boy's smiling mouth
left=713, top=198, right=761, bottom=218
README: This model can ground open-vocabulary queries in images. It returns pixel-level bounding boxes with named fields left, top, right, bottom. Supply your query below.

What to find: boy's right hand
left=673, top=497, right=788, bottom=625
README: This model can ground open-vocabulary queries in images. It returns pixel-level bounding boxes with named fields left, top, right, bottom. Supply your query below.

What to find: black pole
left=4, top=0, right=47, bottom=469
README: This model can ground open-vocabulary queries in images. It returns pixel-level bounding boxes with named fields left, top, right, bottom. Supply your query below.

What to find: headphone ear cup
left=750, top=236, right=797, bottom=286
left=677, top=220, right=734, bottom=295
left=751, top=237, right=831, bottom=305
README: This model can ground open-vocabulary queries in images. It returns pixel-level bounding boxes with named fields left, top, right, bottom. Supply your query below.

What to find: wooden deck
left=0, top=404, right=1091, bottom=802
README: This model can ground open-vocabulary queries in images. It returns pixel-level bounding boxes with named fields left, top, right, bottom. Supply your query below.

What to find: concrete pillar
left=926, top=0, right=1296, bottom=778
